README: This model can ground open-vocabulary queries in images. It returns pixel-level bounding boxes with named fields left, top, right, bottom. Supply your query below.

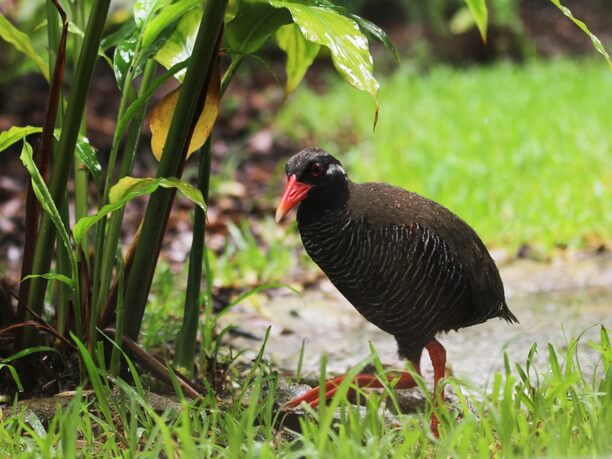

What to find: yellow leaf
left=150, top=59, right=220, bottom=161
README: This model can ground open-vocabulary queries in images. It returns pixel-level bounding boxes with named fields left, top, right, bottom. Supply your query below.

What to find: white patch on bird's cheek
left=327, top=164, right=346, bottom=176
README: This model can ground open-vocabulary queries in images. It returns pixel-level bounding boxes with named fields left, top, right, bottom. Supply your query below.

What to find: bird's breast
left=298, top=212, right=469, bottom=344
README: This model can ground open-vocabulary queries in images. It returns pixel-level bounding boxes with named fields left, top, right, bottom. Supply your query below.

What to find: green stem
left=24, top=0, right=111, bottom=346
left=122, top=0, right=228, bottom=340
left=174, top=52, right=245, bottom=371
left=92, top=59, right=156, bottom=342
left=72, top=0, right=87, bottom=229
left=220, top=55, right=244, bottom=96
left=56, top=196, right=72, bottom=339
left=92, top=37, right=143, bottom=307
left=173, top=138, right=212, bottom=373
left=110, top=258, right=126, bottom=377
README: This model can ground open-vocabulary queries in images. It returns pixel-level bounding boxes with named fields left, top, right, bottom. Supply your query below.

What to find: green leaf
left=113, top=33, right=138, bottom=88
left=349, top=14, right=399, bottom=62
left=269, top=1, right=379, bottom=105
left=0, top=364, right=22, bottom=391
left=159, top=177, right=206, bottom=208
left=51, top=130, right=101, bottom=184
left=154, top=6, right=203, bottom=81
left=108, top=176, right=160, bottom=203
left=75, top=136, right=102, bottom=185
left=1, top=346, right=58, bottom=364
left=73, top=176, right=205, bottom=245
left=101, top=19, right=138, bottom=52
left=549, top=0, right=612, bottom=67
left=463, top=0, right=488, bottom=42
left=0, top=14, right=49, bottom=80
left=142, top=0, right=201, bottom=53
left=19, top=141, right=77, bottom=282
left=276, top=23, right=320, bottom=95
left=226, top=0, right=292, bottom=55
left=310, top=0, right=398, bottom=61
left=0, top=126, right=42, bottom=153
left=71, top=334, right=114, bottom=424
left=134, top=0, right=164, bottom=28
left=23, top=272, right=75, bottom=290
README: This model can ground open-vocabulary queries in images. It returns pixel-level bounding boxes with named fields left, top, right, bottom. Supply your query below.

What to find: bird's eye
left=310, top=162, right=325, bottom=177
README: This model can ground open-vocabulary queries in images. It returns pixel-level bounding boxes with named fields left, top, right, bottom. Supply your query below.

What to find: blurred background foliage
left=0, top=0, right=610, bottom=289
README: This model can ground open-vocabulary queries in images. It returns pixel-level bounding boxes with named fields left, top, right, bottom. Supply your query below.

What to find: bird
left=275, top=147, right=518, bottom=435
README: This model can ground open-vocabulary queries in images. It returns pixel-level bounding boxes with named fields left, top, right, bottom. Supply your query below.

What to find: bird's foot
left=282, top=372, right=417, bottom=410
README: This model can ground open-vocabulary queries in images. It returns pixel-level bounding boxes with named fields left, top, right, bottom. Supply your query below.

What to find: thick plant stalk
left=16, top=0, right=67, bottom=333
left=122, top=0, right=227, bottom=340
left=173, top=138, right=212, bottom=373
left=23, top=0, right=111, bottom=345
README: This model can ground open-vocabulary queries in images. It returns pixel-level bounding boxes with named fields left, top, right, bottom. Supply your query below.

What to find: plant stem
left=92, top=72, right=136, bottom=303
left=174, top=52, right=245, bottom=372
left=23, top=0, right=111, bottom=346
left=173, top=138, right=212, bottom=374
left=110, top=259, right=126, bottom=377
left=92, top=59, right=156, bottom=343
left=220, top=55, right=244, bottom=96
left=122, top=0, right=228, bottom=340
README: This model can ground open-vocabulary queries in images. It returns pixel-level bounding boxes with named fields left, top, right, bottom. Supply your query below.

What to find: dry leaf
left=150, top=59, right=220, bottom=161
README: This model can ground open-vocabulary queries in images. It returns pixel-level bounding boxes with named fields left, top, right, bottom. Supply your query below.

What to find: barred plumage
left=277, top=148, right=518, bottom=434
left=292, top=152, right=517, bottom=363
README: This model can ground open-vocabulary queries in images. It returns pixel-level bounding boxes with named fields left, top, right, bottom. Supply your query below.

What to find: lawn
left=0, top=327, right=609, bottom=457
left=276, top=58, right=612, bottom=252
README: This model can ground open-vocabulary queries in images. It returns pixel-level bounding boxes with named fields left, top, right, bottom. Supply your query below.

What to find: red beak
left=275, top=175, right=313, bottom=223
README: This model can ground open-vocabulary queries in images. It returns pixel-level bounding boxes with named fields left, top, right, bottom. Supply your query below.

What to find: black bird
left=275, top=147, right=518, bottom=434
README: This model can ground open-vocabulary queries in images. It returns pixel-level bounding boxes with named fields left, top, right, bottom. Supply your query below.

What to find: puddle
left=221, top=253, right=611, bottom=387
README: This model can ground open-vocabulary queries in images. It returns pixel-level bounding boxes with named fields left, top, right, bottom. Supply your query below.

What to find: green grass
left=275, top=58, right=612, bottom=252
left=1, top=327, right=609, bottom=457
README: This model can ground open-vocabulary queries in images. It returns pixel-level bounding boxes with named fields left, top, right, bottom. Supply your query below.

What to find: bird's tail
left=499, top=302, right=519, bottom=324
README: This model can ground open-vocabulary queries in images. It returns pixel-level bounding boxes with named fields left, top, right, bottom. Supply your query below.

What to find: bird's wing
left=350, top=181, right=511, bottom=325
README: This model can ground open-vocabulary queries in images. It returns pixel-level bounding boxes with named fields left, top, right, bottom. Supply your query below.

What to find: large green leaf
left=269, top=1, right=379, bottom=104
left=276, top=23, right=320, bottom=95
left=20, top=141, right=76, bottom=284
left=311, top=0, right=398, bottom=61
left=463, top=0, right=488, bottom=42
left=73, top=176, right=206, bottom=244
left=0, top=126, right=42, bottom=153
left=226, top=0, right=292, bottom=55
left=549, top=0, right=611, bottom=67
left=154, top=6, right=203, bottom=81
left=349, top=14, right=399, bottom=62
left=0, top=14, right=49, bottom=80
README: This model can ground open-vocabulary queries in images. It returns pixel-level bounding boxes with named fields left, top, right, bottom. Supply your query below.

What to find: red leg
left=283, top=369, right=419, bottom=409
left=425, top=338, right=447, bottom=437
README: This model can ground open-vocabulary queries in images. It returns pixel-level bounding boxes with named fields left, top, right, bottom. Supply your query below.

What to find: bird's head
left=275, top=147, right=348, bottom=223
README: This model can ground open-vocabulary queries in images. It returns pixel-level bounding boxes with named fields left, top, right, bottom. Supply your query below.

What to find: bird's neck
left=297, top=180, right=351, bottom=226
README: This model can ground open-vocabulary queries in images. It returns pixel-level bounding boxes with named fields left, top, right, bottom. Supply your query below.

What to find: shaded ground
left=222, top=252, right=611, bottom=388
